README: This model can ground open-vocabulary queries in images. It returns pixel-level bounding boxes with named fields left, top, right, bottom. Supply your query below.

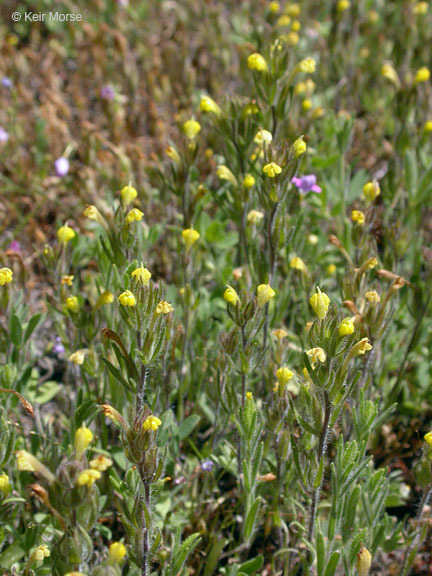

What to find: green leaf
left=24, top=313, right=42, bottom=343
left=324, top=551, right=340, bottom=576
left=314, top=456, right=325, bottom=489
left=178, top=414, right=201, bottom=441
left=9, top=315, right=22, bottom=347
left=404, top=150, right=417, bottom=196
left=102, top=358, right=135, bottom=392
left=239, top=555, right=264, bottom=574
left=244, top=498, right=260, bottom=541
left=316, top=529, right=325, bottom=576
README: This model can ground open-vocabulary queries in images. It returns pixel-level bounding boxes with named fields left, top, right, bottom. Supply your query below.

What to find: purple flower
left=291, top=174, right=322, bottom=194
left=0, top=127, right=9, bottom=143
left=201, top=459, right=214, bottom=472
left=100, top=84, right=115, bottom=101
left=8, top=240, right=20, bottom=252
left=1, top=77, right=12, bottom=89
left=53, top=337, right=65, bottom=355
left=55, top=157, right=70, bottom=177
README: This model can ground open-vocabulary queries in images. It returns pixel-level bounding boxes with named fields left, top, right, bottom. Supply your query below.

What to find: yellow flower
left=263, top=162, right=282, bottom=178
left=224, top=285, right=240, bottom=305
left=217, top=165, right=238, bottom=186
left=61, top=275, right=74, bottom=286
left=284, top=31, right=299, bottom=45
left=424, top=121, right=432, bottom=133
left=381, top=63, right=400, bottom=86
left=121, top=185, right=138, bottom=207
left=166, top=146, right=181, bottom=165
left=337, top=0, right=350, bottom=12
left=108, top=542, right=127, bottom=565
left=292, top=136, right=307, bottom=157
left=77, top=469, right=101, bottom=488
left=200, top=95, right=222, bottom=116
left=131, top=266, right=151, bottom=286
left=424, top=431, right=432, bottom=446
left=272, top=328, right=288, bottom=339
left=307, top=347, right=326, bottom=366
left=254, top=129, right=273, bottom=147
left=182, top=228, right=200, bottom=251
left=247, top=210, right=264, bottom=224
left=66, top=296, right=80, bottom=313
left=156, top=301, right=174, bottom=314
left=247, top=53, right=268, bottom=72
left=294, top=82, right=306, bottom=95
left=298, top=58, right=316, bottom=74
left=74, top=425, right=93, bottom=459
left=243, top=174, right=256, bottom=189
left=302, top=99, right=312, bottom=112
left=356, top=546, right=372, bottom=576
left=57, top=224, right=76, bottom=244
left=89, top=455, right=113, bottom=472
left=143, top=415, right=162, bottom=432
left=126, top=208, right=144, bottom=223
left=257, top=284, right=276, bottom=307
left=351, top=210, right=365, bottom=225
left=243, top=102, right=260, bottom=116
left=327, top=264, right=337, bottom=275
left=291, top=20, right=301, bottom=31
left=245, top=391, right=253, bottom=400
left=183, top=119, right=201, bottom=139
left=290, top=256, right=306, bottom=271
left=309, top=287, right=330, bottom=320
left=269, top=1, right=280, bottom=13
left=365, top=290, right=380, bottom=303
left=32, top=544, right=50, bottom=562
left=0, top=267, right=13, bottom=285
left=276, top=367, right=294, bottom=385
left=277, top=14, right=291, bottom=26
left=364, top=257, right=378, bottom=270
left=95, top=291, right=114, bottom=308
left=0, top=473, right=11, bottom=496
left=118, top=290, right=136, bottom=307
left=351, top=337, right=373, bottom=356
left=308, top=234, right=318, bottom=245
left=285, top=3, right=301, bottom=17
left=339, top=317, right=355, bottom=337
left=414, top=2, right=428, bottom=15
left=363, top=181, right=380, bottom=202
left=15, top=450, right=55, bottom=483
left=69, top=350, right=86, bottom=365
left=415, top=67, right=430, bottom=84
left=83, top=205, right=104, bottom=224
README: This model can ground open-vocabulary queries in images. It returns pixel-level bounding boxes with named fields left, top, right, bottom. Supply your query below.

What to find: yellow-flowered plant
left=118, top=290, right=136, bottom=306
left=257, top=284, right=276, bottom=306
left=57, top=224, right=76, bottom=244
left=182, top=228, right=200, bottom=251
left=247, top=53, right=268, bottom=72
left=0, top=267, right=13, bottom=285
left=143, top=415, right=162, bottom=432
left=309, top=287, right=330, bottom=320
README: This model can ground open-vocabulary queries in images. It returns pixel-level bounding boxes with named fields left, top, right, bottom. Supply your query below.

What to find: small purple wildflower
left=291, top=174, right=322, bottom=194
left=100, top=84, right=115, bottom=101
left=0, top=127, right=9, bottom=143
left=55, top=157, right=70, bottom=177
left=201, top=459, right=214, bottom=472
left=53, top=337, right=65, bottom=355
left=1, top=77, right=12, bottom=89
left=8, top=240, right=21, bottom=252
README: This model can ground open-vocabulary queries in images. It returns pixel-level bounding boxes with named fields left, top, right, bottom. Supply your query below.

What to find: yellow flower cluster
left=0, top=267, right=13, bottom=285
left=143, top=415, right=162, bottom=432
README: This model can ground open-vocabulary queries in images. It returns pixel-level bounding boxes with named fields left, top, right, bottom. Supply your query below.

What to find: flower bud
left=338, top=317, right=355, bottom=336
left=356, top=546, right=372, bottom=576
left=0, top=473, right=12, bottom=496
left=74, top=425, right=93, bottom=459
left=224, top=285, right=240, bottom=305
left=309, top=287, right=330, bottom=320
left=200, top=95, right=222, bottom=116
left=108, top=542, right=127, bottom=565
left=363, top=181, right=380, bottom=202
left=183, top=119, right=201, bottom=139
left=292, top=136, right=307, bottom=157
left=57, top=224, right=76, bottom=244
left=66, top=296, right=80, bottom=313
